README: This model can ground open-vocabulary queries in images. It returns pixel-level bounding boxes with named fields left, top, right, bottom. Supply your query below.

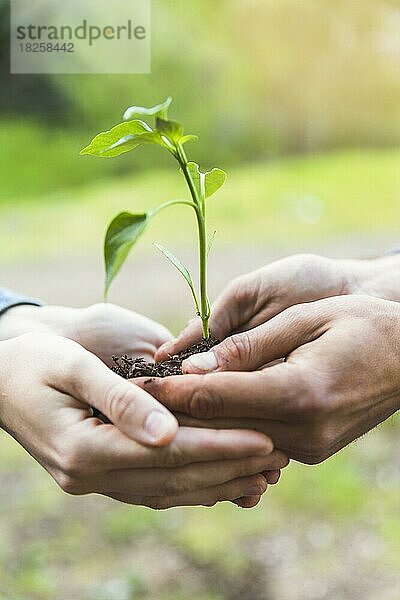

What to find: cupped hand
left=0, top=302, right=172, bottom=366
left=0, top=333, right=286, bottom=508
left=156, top=253, right=400, bottom=360
left=144, top=295, right=400, bottom=464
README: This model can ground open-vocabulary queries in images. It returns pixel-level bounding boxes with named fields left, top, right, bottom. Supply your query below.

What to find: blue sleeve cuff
left=0, top=288, right=43, bottom=316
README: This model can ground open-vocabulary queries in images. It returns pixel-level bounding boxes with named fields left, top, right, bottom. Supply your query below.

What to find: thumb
left=63, top=347, right=178, bottom=446
left=155, top=279, right=246, bottom=362
left=182, top=303, right=328, bottom=373
left=155, top=317, right=203, bottom=362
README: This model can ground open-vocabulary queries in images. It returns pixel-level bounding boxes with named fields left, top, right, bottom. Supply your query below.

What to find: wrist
left=337, top=256, right=400, bottom=302
left=0, top=305, right=74, bottom=341
left=0, top=305, right=44, bottom=340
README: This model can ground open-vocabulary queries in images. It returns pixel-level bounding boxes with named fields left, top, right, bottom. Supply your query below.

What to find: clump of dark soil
left=92, top=338, right=219, bottom=423
left=112, top=338, right=220, bottom=379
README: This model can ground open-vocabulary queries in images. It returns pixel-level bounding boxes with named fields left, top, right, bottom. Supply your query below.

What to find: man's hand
left=157, top=253, right=400, bottom=360
left=144, top=296, right=400, bottom=464
left=0, top=302, right=172, bottom=366
left=0, top=333, right=286, bottom=508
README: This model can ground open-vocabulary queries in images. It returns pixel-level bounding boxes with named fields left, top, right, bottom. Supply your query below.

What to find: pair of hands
left=2, top=253, right=399, bottom=509
left=0, top=303, right=284, bottom=509
left=151, top=253, right=400, bottom=469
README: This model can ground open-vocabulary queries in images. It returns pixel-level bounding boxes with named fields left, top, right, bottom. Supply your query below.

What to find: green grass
left=1, top=148, right=399, bottom=265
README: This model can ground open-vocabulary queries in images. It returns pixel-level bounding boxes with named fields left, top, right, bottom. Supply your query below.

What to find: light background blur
left=0, top=1, right=399, bottom=598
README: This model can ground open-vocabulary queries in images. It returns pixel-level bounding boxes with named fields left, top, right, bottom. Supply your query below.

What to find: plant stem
left=150, top=198, right=196, bottom=217
left=176, top=143, right=210, bottom=339
left=197, top=208, right=209, bottom=338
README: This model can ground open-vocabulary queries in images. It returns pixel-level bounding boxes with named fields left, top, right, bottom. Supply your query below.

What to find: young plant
left=80, top=97, right=226, bottom=339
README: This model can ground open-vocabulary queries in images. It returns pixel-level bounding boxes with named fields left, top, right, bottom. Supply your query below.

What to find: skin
left=0, top=302, right=174, bottom=366
left=147, top=255, right=400, bottom=467
left=0, top=303, right=287, bottom=508
left=156, top=253, right=400, bottom=359
left=145, top=295, right=400, bottom=464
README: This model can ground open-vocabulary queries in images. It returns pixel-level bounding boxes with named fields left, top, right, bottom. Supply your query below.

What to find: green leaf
left=104, top=212, right=149, bottom=296
left=204, top=168, right=226, bottom=198
left=131, top=130, right=171, bottom=149
left=123, top=97, right=173, bottom=121
left=180, top=134, right=199, bottom=145
left=80, top=120, right=151, bottom=157
left=153, top=242, right=199, bottom=313
left=80, top=121, right=171, bottom=157
left=186, top=162, right=227, bottom=199
left=156, top=117, right=183, bottom=142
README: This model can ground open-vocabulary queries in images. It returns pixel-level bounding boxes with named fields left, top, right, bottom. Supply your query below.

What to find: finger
left=182, top=302, right=329, bottom=373
left=141, top=366, right=303, bottom=420
left=174, top=413, right=312, bottom=462
left=55, top=346, right=178, bottom=447
left=233, top=468, right=282, bottom=508
left=232, top=495, right=262, bottom=508
left=155, top=276, right=253, bottom=361
left=263, top=469, right=281, bottom=484
left=104, top=473, right=268, bottom=509
left=232, top=469, right=282, bottom=510
left=100, top=454, right=284, bottom=496
left=76, top=421, right=274, bottom=470
left=155, top=318, right=203, bottom=362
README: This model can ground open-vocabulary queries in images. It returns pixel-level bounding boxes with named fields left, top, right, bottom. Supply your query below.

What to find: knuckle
left=221, top=331, right=252, bottom=366
left=61, top=347, right=88, bottom=388
left=269, top=451, right=290, bottom=470
left=187, top=383, right=223, bottom=419
left=284, top=372, right=329, bottom=423
left=289, top=392, right=321, bottom=422
left=105, top=381, right=135, bottom=423
left=229, top=273, right=258, bottom=305
left=56, top=473, right=87, bottom=496
left=56, top=439, right=91, bottom=481
left=248, top=476, right=267, bottom=496
left=303, top=424, right=335, bottom=464
left=225, top=276, right=244, bottom=300
left=58, top=452, right=82, bottom=480
left=86, top=302, right=108, bottom=316
left=164, top=443, right=187, bottom=468
left=292, top=252, right=318, bottom=265
left=283, top=302, right=312, bottom=324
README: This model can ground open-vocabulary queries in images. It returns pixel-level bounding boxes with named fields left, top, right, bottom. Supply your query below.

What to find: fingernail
left=183, top=351, right=218, bottom=373
left=157, top=340, right=174, bottom=356
left=145, top=411, right=175, bottom=442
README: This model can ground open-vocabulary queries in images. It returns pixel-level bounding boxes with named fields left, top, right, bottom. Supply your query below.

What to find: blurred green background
left=0, top=0, right=399, bottom=598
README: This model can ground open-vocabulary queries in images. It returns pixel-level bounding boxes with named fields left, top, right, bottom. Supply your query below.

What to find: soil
left=111, top=337, right=220, bottom=379
left=92, top=338, right=220, bottom=423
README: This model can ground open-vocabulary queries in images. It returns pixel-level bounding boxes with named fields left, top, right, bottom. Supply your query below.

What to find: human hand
left=0, top=333, right=285, bottom=508
left=157, top=253, right=400, bottom=360
left=145, top=295, right=400, bottom=464
left=0, top=302, right=172, bottom=366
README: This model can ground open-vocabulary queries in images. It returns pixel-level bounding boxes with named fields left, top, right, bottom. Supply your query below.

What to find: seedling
left=80, top=97, right=226, bottom=339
